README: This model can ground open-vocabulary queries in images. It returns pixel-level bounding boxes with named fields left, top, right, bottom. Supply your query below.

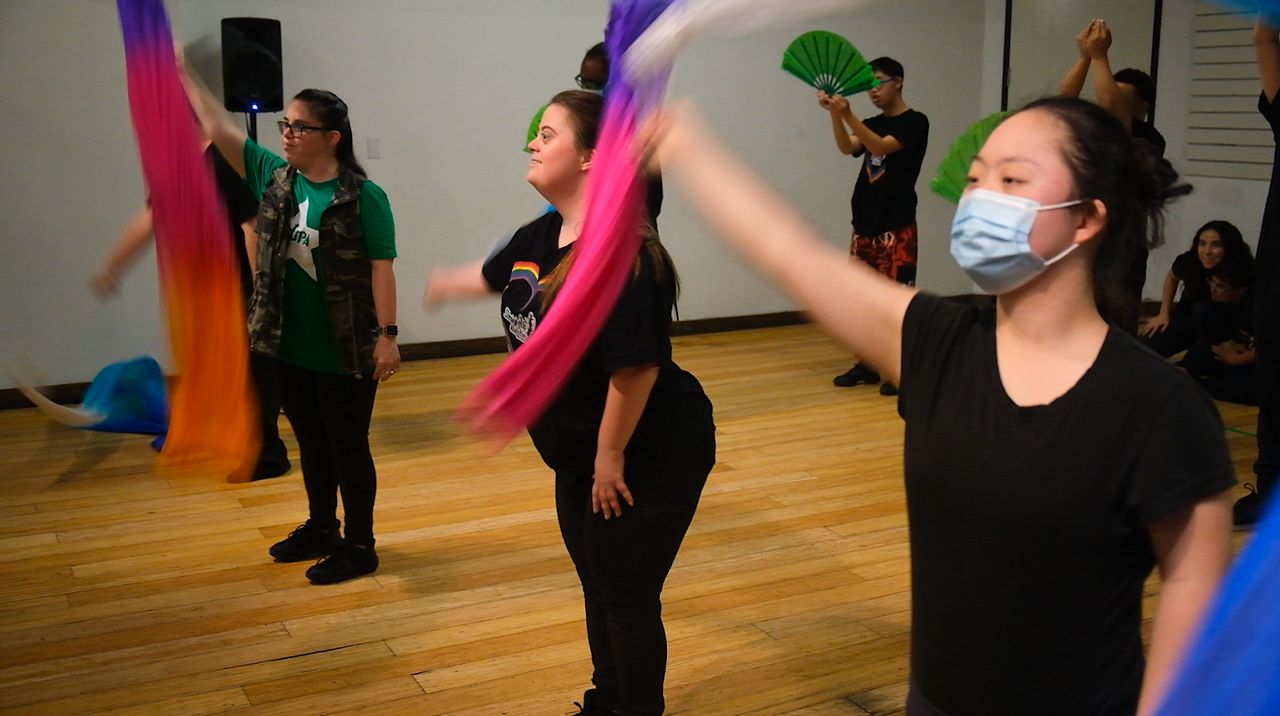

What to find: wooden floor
left=0, top=325, right=1259, bottom=716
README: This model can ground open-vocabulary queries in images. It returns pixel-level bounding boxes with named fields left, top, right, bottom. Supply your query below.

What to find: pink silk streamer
left=460, top=0, right=676, bottom=444
left=117, top=0, right=258, bottom=481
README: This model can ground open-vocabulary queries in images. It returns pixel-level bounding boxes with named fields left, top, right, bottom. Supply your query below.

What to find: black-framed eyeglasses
left=276, top=120, right=330, bottom=136
left=574, top=74, right=606, bottom=91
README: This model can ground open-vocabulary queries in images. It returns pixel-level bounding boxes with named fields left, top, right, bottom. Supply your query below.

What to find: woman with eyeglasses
left=644, top=96, right=1232, bottom=715
left=183, top=70, right=398, bottom=585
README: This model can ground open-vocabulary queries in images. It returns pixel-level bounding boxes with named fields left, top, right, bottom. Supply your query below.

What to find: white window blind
left=1185, top=3, right=1274, bottom=180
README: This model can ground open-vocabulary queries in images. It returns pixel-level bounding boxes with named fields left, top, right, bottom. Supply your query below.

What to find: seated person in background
left=1142, top=220, right=1250, bottom=357
left=1181, top=264, right=1258, bottom=405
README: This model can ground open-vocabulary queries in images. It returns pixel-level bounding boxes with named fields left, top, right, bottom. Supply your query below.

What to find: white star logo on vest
left=287, top=197, right=321, bottom=281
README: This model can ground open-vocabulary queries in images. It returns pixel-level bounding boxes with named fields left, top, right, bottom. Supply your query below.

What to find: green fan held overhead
left=931, top=111, right=1011, bottom=205
left=781, top=30, right=879, bottom=97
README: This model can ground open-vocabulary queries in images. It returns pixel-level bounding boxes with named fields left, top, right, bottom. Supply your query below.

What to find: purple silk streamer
left=460, top=0, right=676, bottom=443
left=117, top=0, right=258, bottom=480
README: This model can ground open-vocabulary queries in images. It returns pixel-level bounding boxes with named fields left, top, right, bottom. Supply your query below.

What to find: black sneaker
left=252, top=439, right=292, bottom=480
left=833, top=363, right=880, bottom=387
left=571, top=689, right=615, bottom=714
left=1233, top=483, right=1266, bottom=530
left=305, top=539, right=379, bottom=584
left=269, top=520, right=339, bottom=562
left=879, top=382, right=899, bottom=396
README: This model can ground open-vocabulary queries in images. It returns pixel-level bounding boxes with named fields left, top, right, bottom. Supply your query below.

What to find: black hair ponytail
left=293, top=88, right=367, bottom=177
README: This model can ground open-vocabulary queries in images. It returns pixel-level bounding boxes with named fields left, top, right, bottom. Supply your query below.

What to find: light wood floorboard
left=0, top=324, right=1256, bottom=715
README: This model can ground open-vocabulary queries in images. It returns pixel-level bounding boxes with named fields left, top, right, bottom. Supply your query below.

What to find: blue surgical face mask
left=950, top=188, right=1089, bottom=294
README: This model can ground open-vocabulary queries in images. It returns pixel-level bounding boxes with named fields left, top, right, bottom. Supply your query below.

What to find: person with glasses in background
left=819, top=56, right=930, bottom=396
left=576, top=41, right=664, bottom=227
left=183, top=67, right=399, bottom=585
left=576, top=42, right=609, bottom=92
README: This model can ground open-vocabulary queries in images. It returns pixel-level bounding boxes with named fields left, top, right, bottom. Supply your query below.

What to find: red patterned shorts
left=851, top=223, right=918, bottom=285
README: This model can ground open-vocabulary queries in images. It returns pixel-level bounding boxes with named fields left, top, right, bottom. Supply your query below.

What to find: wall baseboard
left=0, top=310, right=808, bottom=411
left=12, top=296, right=1152, bottom=411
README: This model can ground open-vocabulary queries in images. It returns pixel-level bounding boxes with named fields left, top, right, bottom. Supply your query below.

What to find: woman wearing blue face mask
left=643, top=96, right=1233, bottom=716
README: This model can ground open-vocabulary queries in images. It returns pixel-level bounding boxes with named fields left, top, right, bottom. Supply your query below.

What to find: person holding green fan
left=818, top=56, right=928, bottom=395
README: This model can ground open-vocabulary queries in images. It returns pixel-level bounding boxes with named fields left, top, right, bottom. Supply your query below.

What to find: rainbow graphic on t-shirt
left=510, top=261, right=541, bottom=310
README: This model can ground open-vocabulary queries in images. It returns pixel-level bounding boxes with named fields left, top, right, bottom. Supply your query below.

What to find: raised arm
left=1083, top=21, right=1132, bottom=134
left=650, top=104, right=915, bottom=382
left=1256, top=19, right=1280, bottom=104
left=819, top=91, right=862, bottom=156
left=1058, top=20, right=1098, bottom=97
left=178, top=61, right=248, bottom=178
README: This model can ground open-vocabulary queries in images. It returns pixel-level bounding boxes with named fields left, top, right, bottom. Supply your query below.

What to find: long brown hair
left=537, top=91, right=679, bottom=309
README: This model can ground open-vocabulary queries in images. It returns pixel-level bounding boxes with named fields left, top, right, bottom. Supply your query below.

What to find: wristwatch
left=373, top=324, right=398, bottom=337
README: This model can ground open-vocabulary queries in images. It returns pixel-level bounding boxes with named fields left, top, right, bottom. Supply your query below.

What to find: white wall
left=1153, top=0, right=1269, bottom=287
left=0, top=0, right=990, bottom=389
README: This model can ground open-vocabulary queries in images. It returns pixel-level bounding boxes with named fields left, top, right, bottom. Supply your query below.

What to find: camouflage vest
left=247, top=164, right=378, bottom=376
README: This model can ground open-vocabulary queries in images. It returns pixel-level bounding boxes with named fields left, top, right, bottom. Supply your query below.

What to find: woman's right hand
left=89, top=267, right=120, bottom=300
left=817, top=91, right=834, bottom=111
left=1077, top=19, right=1099, bottom=58
left=1140, top=311, right=1170, bottom=337
left=422, top=268, right=447, bottom=311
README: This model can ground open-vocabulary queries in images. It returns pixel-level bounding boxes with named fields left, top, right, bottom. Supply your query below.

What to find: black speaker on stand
left=221, top=18, right=282, bottom=142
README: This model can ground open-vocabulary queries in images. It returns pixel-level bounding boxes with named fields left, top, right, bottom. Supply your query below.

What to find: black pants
left=249, top=351, right=288, bottom=470
left=1255, top=276, right=1280, bottom=483
left=555, top=398, right=715, bottom=716
left=276, top=359, right=379, bottom=544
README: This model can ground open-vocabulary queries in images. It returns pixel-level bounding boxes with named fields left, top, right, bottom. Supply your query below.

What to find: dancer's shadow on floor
left=369, top=408, right=461, bottom=453
left=10, top=421, right=132, bottom=485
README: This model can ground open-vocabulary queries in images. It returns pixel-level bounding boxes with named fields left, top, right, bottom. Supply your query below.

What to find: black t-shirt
left=899, top=293, right=1235, bottom=715
left=851, top=108, right=929, bottom=236
left=1171, top=250, right=1210, bottom=312
left=1259, top=92, right=1280, bottom=276
left=481, top=211, right=707, bottom=469
left=1131, top=119, right=1167, bottom=158
left=206, top=147, right=261, bottom=299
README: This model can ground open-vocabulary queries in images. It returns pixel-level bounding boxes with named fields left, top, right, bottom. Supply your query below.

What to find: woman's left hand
left=592, top=451, right=634, bottom=520
left=373, top=336, right=401, bottom=381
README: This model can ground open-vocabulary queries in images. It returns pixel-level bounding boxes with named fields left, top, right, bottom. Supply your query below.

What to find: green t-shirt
left=242, top=139, right=396, bottom=373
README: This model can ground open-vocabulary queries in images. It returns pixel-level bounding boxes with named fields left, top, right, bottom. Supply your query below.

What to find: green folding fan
left=781, top=30, right=879, bottom=97
left=930, top=111, right=1011, bottom=205
left=524, top=104, right=548, bottom=154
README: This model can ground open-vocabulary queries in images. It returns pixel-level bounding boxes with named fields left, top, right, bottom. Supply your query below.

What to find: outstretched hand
left=1140, top=312, right=1170, bottom=337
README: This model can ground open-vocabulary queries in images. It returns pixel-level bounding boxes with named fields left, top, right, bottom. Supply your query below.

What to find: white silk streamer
left=623, top=0, right=872, bottom=79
